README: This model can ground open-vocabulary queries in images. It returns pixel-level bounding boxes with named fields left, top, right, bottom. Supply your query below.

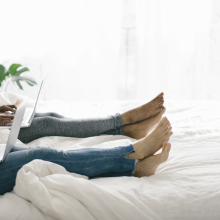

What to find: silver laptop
left=0, top=100, right=27, bottom=162
left=0, top=81, right=43, bottom=129
left=21, top=81, right=43, bottom=128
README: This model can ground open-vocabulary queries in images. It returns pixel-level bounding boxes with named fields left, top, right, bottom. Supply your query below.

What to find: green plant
left=0, top=63, right=37, bottom=91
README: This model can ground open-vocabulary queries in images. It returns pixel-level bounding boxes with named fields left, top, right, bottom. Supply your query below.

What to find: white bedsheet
left=0, top=98, right=220, bottom=220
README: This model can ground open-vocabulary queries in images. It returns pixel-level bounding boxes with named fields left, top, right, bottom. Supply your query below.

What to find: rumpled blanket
left=13, top=159, right=158, bottom=220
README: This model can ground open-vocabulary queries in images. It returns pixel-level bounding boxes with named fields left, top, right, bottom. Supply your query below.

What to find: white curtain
left=0, top=0, right=123, bottom=101
left=1, top=0, right=219, bottom=101
left=135, top=0, right=220, bottom=100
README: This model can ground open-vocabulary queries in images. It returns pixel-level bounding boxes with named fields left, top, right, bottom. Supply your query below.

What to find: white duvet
left=0, top=96, right=220, bottom=220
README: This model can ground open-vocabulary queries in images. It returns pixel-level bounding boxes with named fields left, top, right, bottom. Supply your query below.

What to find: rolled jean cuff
left=114, top=113, right=124, bottom=129
left=117, top=144, right=136, bottom=174
left=104, top=113, right=124, bottom=135
left=90, top=144, right=136, bottom=178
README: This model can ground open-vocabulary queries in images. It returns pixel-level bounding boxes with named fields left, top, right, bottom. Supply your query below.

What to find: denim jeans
left=0, top=145, right=136, bottom=195
left=0, top=112, right=136, bottom=195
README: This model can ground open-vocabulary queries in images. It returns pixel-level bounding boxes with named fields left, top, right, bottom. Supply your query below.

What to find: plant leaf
left=16, top=67, right=30, bottom=76
left=8, top=64, right=22, bottom=75
left=15, top=80, right=23, bottom=90
left=11, top=75, right=37, bottom=87
left=0, top=64, right=6, bottom=83
left=25, top=81, right=35, bottom=86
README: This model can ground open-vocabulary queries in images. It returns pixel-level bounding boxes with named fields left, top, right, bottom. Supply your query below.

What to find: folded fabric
left=14, top=159, right=158, bottom=220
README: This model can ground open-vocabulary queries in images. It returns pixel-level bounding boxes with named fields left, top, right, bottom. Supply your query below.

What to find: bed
left=0, top=97, right=220, bottom=220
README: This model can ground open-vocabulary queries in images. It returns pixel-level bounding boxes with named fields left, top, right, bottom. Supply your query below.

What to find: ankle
left=123, top=125, right=132, bottom=137
left=129, top=141, right=145, bottom=160
left=133, top=161, right=142, bottom=177
left=121, top=112, right=133, bottom=125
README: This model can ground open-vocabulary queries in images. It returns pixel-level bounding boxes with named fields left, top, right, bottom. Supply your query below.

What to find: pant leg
left=0, top=144, right=136, bottom=195
left=34, top=113, right=123, bottom=135
left=18, top=113, right=124, bottom=143
left=34, top=112, right=66, bottom=119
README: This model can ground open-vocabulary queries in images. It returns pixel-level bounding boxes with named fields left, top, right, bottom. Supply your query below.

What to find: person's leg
left=0, top=144, right=136, bottom=195
left=120, top=93, right=164, bottom=124
left=123, top=107, right=166, bottom=139
left=124, top=117, right=172, bottom=160
left=133, top=142, right=171, bottom=177
left=0, top=117, right=173, bottom=196
left=34, top=93, right=164, bottom=125
left=10, top=146, right=30, bottom=152
left=18, top=113, right=124, bottom=143
left=95, top=142, right=172, bottom=178
left=18, top=93, right=165, bottom=143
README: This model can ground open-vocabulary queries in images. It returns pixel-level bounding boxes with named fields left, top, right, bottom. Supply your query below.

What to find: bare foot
left=124, top=107, right=166, bottom=139
left=133, top=142, right=171, bottom=177
left=124, top=117, right=172, bottom=160
left=121, top=93, right=164, bottom=125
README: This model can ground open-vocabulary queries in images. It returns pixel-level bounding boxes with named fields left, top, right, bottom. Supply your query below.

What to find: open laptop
left=21, top=81, right=44, bottom=128
left=0, top=81, right=43, bottom=129
left=0, top=99, right=27, bottom=162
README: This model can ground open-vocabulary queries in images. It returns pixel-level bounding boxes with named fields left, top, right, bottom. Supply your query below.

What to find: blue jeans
left=0, top=145, right=136, bottom=195
left=0, top=113, right=136, bottom=195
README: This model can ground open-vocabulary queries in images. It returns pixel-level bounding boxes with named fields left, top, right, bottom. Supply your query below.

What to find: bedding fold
left=14, top=159, right=159, bottom=220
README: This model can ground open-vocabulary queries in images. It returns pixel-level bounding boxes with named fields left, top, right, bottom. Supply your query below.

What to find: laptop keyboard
left=2, top=109, right=31, bottom=127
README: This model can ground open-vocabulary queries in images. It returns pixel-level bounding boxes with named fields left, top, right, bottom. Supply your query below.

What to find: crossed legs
left=18, top=93, right=172, bottom=178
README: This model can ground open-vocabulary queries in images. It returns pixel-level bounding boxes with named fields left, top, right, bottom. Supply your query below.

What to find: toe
left=166, top=143, right=171, bottom=152
left=162, top=142, right=171, bottom=152
left=162, top=142, right=168, bottom=151
left=160, top=117, right=168, bottom=126
left=157, top=100, right=164, bottom=106
left=165, top=119, right=171, bottom=127
left=161, top=107, right=166, bottom=114
left=164, top=131, right=172, bottom=142
left=167, top=131, right=173, bottom=138
left=160, top=142, right=170, bottom=162
left=156, top=106, right=163, bottom=114
left=162, top=142, right=171, bottom=156
left=156, top=100, right=162, bottom=105
left=159, top=92, right=164, bottom=97
left=162, top=119, right=170, bottom=128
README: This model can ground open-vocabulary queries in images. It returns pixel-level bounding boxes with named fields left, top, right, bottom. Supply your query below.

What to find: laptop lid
left=27, top=80, right=44, bottom=125
left=0, top=99, right=27, bottom=162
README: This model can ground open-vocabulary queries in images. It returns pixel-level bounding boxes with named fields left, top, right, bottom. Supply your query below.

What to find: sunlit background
left=0, top=0, right=219, bottom=101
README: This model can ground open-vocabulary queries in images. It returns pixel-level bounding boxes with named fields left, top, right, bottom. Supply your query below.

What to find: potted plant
left=0, top=63, right=37, bottom=92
